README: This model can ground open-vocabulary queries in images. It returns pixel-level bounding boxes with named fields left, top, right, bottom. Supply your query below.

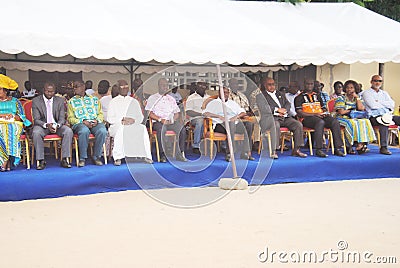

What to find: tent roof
left=1, top=0, right=400, bottom=67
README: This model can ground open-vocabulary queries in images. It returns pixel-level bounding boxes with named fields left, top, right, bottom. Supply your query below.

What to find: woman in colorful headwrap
left=0, top=74, right=31, bottom=171
left=334, top=80, right=376, bottom=155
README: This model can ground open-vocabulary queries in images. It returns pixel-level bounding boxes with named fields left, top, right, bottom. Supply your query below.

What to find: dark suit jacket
left=32, top=95, right=66, bottom=127
left=256, top=90, right=291, bottom=132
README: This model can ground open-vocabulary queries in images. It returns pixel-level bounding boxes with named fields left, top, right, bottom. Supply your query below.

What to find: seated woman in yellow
left=334, top=80, right=376, bottom=154
left=0, top=74, right=31, bottom=171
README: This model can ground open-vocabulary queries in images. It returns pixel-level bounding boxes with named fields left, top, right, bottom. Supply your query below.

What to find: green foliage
left=365, top=0, right=400, bottom=22
left=274, top=0, right=400, bottom=22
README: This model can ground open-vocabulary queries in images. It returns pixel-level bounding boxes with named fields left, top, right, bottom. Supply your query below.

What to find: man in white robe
left=107, top=80, right=152, bottom=165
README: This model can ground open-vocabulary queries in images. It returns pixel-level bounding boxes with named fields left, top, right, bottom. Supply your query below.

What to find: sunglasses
left=372, top=79, right=383, bottom=82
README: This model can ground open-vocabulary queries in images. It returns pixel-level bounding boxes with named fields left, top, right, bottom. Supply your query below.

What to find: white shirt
left=100, top=95, right=113, bottom=120
left=203, top=98, right=245, bottom=126
left=107, top=95, right=143, bottom=126
left=42, top=95, right=55, bottom=127
left=267, top=90, right=281, bottom=108
left=145, top=93, right=180, bottom=121
left=23, top=88, right=37, bottom=98
left=285, top=91, right=300, bottom=117
left=85, top=88, right=95, bottom=96
left=185, top=92, right=210, bottom=117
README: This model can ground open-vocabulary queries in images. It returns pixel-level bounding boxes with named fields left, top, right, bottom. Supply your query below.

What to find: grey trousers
left=273, top=117, right=304, bottom=150
left=32, top=125, right=73, bottom=160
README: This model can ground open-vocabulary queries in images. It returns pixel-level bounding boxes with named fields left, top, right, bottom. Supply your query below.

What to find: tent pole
left=216, top=64, right=248, bottom=190
left=130, top=61, right=134, bottom=95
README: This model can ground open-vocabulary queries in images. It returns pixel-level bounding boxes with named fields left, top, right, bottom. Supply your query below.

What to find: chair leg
left=280, top=134, right=285, bottom=154
left=102, top=143, right=107, bottom=164
left=307, top=131, right=313, bottom=156
left=154, top=136, right=160, bottom=162
left=25, top=139, right=30, bottom=170
left=267, top=132, right=272, bottom=157
left=53, top=141, right=59, bottom=159
left=74, top=137, right=79, bottom=166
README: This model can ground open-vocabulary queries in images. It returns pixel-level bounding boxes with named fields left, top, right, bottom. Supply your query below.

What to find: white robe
left=107, top=95, right=152, bottom=159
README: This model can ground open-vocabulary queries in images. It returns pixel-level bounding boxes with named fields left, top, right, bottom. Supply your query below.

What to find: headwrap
left=0, top=74, right=18, bottom=90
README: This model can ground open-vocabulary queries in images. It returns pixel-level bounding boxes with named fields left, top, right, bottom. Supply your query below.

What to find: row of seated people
left=278, top=75, right=400, bottom=156
left=1, top=73, right=399, bottom=171
left=185, top=75, right=400, bottom=161
left=0, top=76, right=148, bottom=171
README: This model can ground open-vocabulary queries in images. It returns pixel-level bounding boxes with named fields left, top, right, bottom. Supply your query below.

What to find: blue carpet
left=1, top=145, right=399, bottom=201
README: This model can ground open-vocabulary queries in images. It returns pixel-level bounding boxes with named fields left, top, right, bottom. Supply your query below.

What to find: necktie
left=46, top=99, right=53, bottom=123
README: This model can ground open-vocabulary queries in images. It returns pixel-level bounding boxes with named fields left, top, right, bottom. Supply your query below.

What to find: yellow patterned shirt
left=67, top=95, right=103, bottom=126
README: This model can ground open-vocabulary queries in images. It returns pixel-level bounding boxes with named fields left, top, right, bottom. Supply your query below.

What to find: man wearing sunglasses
left=363, top=75, right=400, bottom=155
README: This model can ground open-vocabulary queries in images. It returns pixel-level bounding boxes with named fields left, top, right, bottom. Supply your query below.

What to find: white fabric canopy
left=1, top=0, right=400, bottom=68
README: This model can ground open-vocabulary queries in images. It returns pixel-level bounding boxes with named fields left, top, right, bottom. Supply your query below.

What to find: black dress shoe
left=291, top=149, right=307, bottom=158
left=225, top=153, right=231, bottom=162
left=380, top=147, right=392, bottom=155
left=160, top=154, right=167, bottom=163
left=334, top=149, right=345, bottom=157
left=315, top=149, right=328, bottom=158
left=240, top=153, right=255, bottom=161
left=36, top=160, right=46, bottom=170
left=176, top=152, right=188, bottom=162
left=60, top=158, right=72, bottom=168
left=192, top=148, right=201, bottom=155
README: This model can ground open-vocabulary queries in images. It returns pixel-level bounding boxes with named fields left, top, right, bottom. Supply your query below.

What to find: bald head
left=370, top=75, right=383, bottom=91
left=158, top=78, right=169, bottom=94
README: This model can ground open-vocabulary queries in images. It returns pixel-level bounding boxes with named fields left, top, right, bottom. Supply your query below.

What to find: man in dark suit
left=32, top=82, right=73, bottom=169
left=256, top=77, right=307, bottom=159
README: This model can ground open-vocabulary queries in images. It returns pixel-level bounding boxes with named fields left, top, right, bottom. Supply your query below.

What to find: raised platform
left=1, top=145, right=399, bottom=202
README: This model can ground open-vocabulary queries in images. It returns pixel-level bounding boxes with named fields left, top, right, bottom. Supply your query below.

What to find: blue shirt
left=362, top=88, right=394, bottom=117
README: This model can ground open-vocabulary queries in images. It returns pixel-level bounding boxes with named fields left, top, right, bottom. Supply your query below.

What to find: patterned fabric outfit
left=67, top=95, right=107, bottom=161
left=0, top=97, right=31, bottom=166
left=334, top=96, right=376, bottom=146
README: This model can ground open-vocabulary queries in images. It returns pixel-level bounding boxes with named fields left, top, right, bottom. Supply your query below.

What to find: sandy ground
left=0, top=178, right=399, bottom=268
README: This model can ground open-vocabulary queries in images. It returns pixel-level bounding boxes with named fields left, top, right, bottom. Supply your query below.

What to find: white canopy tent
left=1, top=0, right=400, bottom=72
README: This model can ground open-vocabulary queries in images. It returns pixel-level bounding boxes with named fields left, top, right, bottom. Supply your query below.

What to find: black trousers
left=302, top=115, right=343, bottom=150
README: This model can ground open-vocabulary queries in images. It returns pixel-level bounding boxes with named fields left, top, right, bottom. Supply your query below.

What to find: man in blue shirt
left=363, top=75, right=400, bottom=155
